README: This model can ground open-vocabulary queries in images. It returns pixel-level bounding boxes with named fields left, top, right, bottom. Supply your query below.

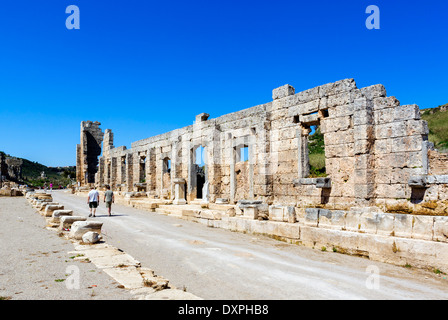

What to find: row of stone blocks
left=26, top=192, right=103, bottom=243
left=235, top=201, right=448, bottom=243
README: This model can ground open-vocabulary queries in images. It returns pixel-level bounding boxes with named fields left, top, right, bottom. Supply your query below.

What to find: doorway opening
left=193, top=145, right=206, bottom=199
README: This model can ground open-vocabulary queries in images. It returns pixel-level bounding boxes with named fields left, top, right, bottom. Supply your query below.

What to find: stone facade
left=77, top=78, right=448, bottom=213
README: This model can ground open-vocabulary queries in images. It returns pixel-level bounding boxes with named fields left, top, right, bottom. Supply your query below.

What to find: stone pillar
left=119, top=156, right=126, bottom=185
left=230, top=147, right=236, bottom=203
left=126, top=153, right=133, bottom=192
left=173, top=178, right=187, bottom=205
left=76, top=121, right=104, bottom=186
left=201, top=181, right=210, bottom=204
left=147, top=147, right=156, bottom=193
left=98, top=158, right=105, bottom=187
left=297, top=126, right=311, bottom=178
left=111, top=157, right=117, bottom=189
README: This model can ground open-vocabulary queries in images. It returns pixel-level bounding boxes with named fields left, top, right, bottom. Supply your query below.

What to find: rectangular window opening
left=307, top=124, right=327, bottom=178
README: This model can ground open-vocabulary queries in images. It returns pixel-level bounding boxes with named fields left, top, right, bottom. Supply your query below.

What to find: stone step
left=208, top=203, right=235, bottom=211
left=155, top=204, right=226, bottom=220
left=155, top=205, right=201, bottom=217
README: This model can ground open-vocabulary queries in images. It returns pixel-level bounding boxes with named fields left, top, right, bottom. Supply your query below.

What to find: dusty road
left=47, top=190, right=448, bottom=300
left=0, top=196, right=135, bottom=300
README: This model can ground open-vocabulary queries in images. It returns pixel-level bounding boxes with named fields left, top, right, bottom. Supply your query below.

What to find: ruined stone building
left=75, top=78, right=448, bottom=272
left=77, top=78, right=448, bottom=211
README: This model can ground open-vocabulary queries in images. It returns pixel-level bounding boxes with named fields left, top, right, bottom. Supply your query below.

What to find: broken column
left=59, top=216, right=87, bottom=230
left=69, top=221, right=103, bottom=240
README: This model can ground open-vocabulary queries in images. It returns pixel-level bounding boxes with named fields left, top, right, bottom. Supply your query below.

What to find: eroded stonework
left=76, top=121, right=104, bottom=185
left=74, top=78, right=448, bottom=272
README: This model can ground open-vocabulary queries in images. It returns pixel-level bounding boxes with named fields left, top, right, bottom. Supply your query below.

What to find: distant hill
left=0, top=151, right=76, bottom=188
left=421, top=104, right=448, bottom=152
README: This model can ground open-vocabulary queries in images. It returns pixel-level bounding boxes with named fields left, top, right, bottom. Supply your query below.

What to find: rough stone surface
left=82, top=231, right=100, bottom=244
left=69, top=221, right=103, bottom=240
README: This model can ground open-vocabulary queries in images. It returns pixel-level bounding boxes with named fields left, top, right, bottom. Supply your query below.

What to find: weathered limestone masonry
left=24, top=191, right=201, bottom=299
left=76, top=78, right=448, bottom=272
left=76, top=121, right=104, bottom=186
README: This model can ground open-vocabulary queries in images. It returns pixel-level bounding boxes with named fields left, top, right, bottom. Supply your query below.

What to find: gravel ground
left=0, top=196, right=136, bottom=300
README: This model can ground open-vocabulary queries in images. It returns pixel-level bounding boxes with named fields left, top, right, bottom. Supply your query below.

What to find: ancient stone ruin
left=77, top=79, right=448, bottom=210
left=75, top=78, right=448, bottom=272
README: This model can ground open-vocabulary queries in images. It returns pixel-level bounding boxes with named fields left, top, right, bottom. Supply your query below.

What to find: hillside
left=421, top=104, right=448, bottom=152
left=0, top=151, right=76, bottom=188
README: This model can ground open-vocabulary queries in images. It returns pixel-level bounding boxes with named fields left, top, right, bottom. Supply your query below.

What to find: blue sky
left=0, top=0, right=447, bottom=167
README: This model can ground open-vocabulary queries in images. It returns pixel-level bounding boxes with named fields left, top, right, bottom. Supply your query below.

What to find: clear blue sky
left=0, top=0, right=447, bottom=167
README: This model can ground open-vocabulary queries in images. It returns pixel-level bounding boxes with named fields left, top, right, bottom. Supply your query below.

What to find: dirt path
left=0, top=196, right=135, bottom=300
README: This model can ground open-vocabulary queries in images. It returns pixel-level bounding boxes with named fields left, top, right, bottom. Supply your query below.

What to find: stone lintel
left=408, top=175, right=448, bottom=188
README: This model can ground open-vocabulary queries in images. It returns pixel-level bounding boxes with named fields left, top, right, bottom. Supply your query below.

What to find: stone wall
left=0, top=153, right=23, bottom=183
left=81, top=78, right=447, bottom=213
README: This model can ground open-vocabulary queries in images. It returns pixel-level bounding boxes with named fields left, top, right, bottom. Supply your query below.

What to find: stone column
left=248, top=141, right=255, bottom=199
left=147, top=147, right=156, bottom=193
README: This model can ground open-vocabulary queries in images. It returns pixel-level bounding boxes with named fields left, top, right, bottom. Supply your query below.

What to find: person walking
left=104, top=185, right=114, bottom=216
left=87, top=186, right=100, bottom=217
